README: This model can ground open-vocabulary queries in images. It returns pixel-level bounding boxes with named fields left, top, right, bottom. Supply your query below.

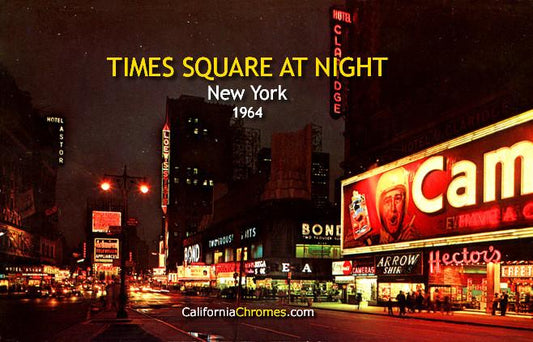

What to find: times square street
left=3, top=290, right=532, bottom=341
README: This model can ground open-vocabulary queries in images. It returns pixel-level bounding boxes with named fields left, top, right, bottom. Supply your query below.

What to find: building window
left=214, top=250, right=224, bottom=264
left=251, top=244, right=263, bottom=259
left=205, top=252, right=213, bottom=264
left=224, top=248, right=234, bottom=262
left=295, top=244, right=340, bottom=259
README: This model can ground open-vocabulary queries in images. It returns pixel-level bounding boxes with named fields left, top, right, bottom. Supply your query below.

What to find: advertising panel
left=332, top=260, right=352, bottom=276
left=375, top=252, right=422, bottom=276
left=92, top=211, right=121, bottom=233
left=184, top=243, right=201, bottom=264
left=299, top=222, right=341, bottom=244
left=177, top=265, right=215, bottom=281
left=94, top=238, right=119, bottom=262
left=342, top=110, right=533, bottom=254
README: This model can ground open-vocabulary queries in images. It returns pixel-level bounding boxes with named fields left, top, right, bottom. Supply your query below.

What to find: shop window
left=378, top=282, right=425, bottom=302
left=251, top=244, right=263, bottom=259
left=224, top=248, right=234, bottom=262
left=237, top=247, right=248, bottom=261
left=214, top=251, right=223, bottom=264
left=205, top=252, right=213, bottom=264
left=295, top=244, right=341, bottom=259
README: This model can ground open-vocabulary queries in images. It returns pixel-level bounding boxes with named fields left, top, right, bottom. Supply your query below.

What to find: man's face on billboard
left=380, top=188, right=406, bottom=236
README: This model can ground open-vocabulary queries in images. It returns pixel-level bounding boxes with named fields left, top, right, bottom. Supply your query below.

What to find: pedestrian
left=407, top=292, right=415, bottom=313
left=492, top=293, right=500, bottom=316
left=416, top=291, right=424, bottom=313
left=105, top=281, right=113, bottom=311
left=444, top=295, right=453, bottom=315
left=424, top=292, right=433, bottom=313
left=387, top=297, right=394, bottom=316
left=112, top=279, right=121, bottom=311
left=434, top=289, right=442, bottom=313
left=500, top=293, right=508, bottom=316
left=396, top=291, right=407, bottom=316
left=356, top=292, right=362, bottom=310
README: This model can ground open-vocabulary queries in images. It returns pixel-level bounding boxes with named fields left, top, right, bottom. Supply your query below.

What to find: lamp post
left=100, top=165, right=149, bottom=319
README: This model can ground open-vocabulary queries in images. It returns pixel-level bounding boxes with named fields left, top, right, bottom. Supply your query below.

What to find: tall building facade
left=258, top=148, right=330, bottom=209
left=162, top=96, right=233, bottom=272
left=0, top=66, right=64, bottom=290
left=336, top=2, right=533, bottom=309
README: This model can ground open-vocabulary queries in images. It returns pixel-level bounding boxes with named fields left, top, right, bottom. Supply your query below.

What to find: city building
left=176, top=124, right=341, bottom=299
left=334, top=2, right=533, bottom=310
left=0, top=66, right=64, bottom=291
left=85, top=197, right=150, bottom=281
left=258, top=148, right=330, bottom=209
left=162, top=96, right=234, bottom=272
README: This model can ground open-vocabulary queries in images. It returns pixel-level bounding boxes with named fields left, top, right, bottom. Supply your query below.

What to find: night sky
left=1, top=1, right=345, bottom=250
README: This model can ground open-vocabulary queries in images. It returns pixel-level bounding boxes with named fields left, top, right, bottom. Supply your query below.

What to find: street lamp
left=100, top=165, right=149, bottom=319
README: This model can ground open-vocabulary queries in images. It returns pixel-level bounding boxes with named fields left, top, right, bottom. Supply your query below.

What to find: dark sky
left=1, top=1, right=345, bottom=250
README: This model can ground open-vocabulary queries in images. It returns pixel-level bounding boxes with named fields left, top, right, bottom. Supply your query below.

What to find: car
left=25, top=286, right=49, bottom=298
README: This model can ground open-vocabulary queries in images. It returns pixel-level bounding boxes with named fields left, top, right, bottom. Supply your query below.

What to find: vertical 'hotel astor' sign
left=330, top=7, right=354, bottom=119
left=45, top=116, right=65, bottom=166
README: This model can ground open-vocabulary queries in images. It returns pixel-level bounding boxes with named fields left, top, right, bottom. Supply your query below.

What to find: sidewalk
left=290, top=301, right=533, bottom=331
left=53, top=306, right=201, bottom=342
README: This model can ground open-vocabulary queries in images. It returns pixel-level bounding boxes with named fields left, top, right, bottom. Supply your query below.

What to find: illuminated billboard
left=342, top=109, right=533, bottom=255
left=92, top=211, right=121, bottom=233
left=94, top=238, right=119, bottom=262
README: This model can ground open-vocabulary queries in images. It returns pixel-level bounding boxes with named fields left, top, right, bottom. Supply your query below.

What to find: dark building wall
left=257, top=148, right=331, bottom=208
left=165, top=96, right=233, bottom=270
left=0, top=65, right=61, bottom=266
left=343, top=0, right=533, bottom=173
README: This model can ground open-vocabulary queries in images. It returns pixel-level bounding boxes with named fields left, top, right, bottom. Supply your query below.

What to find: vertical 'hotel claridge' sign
left=330, top=7, right=355, bottom=119
left=161, top=115, right=170, bottom=214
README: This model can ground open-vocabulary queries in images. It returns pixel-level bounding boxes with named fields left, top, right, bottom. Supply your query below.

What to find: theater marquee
left=341, top=109, right=533, bottom=255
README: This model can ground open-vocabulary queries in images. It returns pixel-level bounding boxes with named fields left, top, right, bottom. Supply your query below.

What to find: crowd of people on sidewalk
left=385, top=289, right=454, bottom=316
left=491, top=292, right=509, bottom=316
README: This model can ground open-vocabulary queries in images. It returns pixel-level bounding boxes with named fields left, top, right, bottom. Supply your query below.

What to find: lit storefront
left=177, top=265, right=215, bottom=288
left=0, top=265, right=62, bottom=290
left=341, top=109, right=533, bottom=311
left=352, top=257, right=377, bottom=305
left=375, top=252, right=424, bottom=303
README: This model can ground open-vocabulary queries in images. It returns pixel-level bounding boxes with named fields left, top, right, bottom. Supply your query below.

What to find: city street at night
left=3, top=1, right=533, bottom=341
left=0, top=295, right=90, bottom=341
left=50, top=292, right=533, bottom=341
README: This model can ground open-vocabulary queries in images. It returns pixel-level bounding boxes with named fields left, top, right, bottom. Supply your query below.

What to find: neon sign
left=412, top=141, right=533, bottom=214
left=375, top=253, right=421, bottom=275
left=501, top=265, right=533, bottom=278
left=46, top=116, right=66, bottom=165
left=341, top=110, right=533, bottom=253
left=428, top=246, right=501, bottom=274
left=94, top=238, right=120, bottom=262
left=161, top=120, right=170, bottom=213
left=329, top=7, right=354, bottom=119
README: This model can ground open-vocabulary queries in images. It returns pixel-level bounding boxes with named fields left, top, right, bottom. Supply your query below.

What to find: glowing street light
left=100, top=181, right=111, bottom=191
left=98, top=165, right=149, bottom=319
left=139, top=184, right=149, bottom=194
